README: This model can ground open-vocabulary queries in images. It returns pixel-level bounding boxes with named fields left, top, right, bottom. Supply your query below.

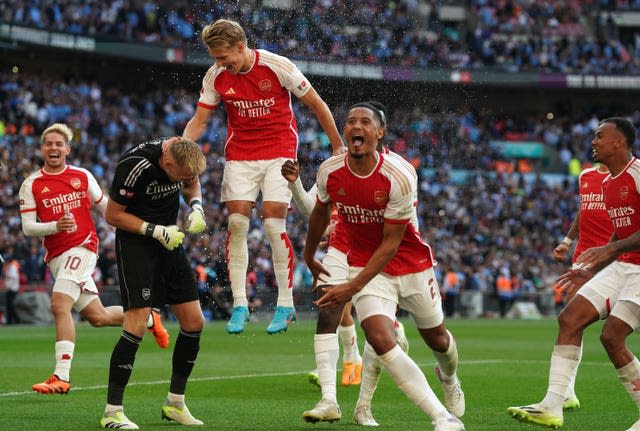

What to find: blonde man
left=19, top=123, right=169, bottom=396
left=100, top=137, right=206, bottom=429
left=183, top=18, right=344, bottom=334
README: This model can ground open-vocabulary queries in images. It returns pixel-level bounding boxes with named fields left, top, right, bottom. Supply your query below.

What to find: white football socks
left=264, top=218, right=294, bottom=307
left=379, top=344, right=448, bottom=420
left=617, top=356, right=640, bottom=409
left=227, top=213, right=250, bottom=307
left=540, top=344, right=581, bottom=416
left=357, top=342, right=382, bottom=406
left=314, top=333, right=340, bottom=402
left=432, top=330, right=458, bottom=380
left=54, top=340, right=74, bottom=381
left=338, top=324, right=361, bottom=363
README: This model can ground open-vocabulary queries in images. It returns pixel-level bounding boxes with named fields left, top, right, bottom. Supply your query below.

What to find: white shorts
left=610, top=300, right=640, bottom=331
left=48, top=247, right=99, bottom=311
left=321, top=247, right=349, bottom=286
left=351, top=267, right=444, bottom=329
left=577, top=261, right=640, bottom=319
left=221, top=158, right=292, bottom=203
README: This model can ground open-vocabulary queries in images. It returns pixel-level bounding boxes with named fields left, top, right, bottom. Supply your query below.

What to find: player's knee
left=263, top=217, right=286, bottom=239
left=557, top=307, right=584, bottom=333
left=50, top=299, right=69, bottom=318
left=228, top=213, right=249, bottom=235
left=420, top=327, right=449, bottom=352
left=87, top=316, right=108, bottom=327
left=599, top=328, right=619, bottom=353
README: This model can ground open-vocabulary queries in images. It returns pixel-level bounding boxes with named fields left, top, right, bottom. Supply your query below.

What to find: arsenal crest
left=620, top=185, right=629, bottom=200
left=374, top=190, right=388, bottom=205
left=70, top=178, right=81, bottom=189
left=258, top=79, right=272, bottom=93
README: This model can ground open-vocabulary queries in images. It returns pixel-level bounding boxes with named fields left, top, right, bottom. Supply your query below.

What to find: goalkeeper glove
left=185, top=199, right=206, bottom=234
left=141, top=222, right=185, bottom=250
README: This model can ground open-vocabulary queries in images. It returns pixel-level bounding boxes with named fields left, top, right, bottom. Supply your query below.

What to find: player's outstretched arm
left=282, top=160, right=317, bottom=216
left=183, top=106, right=213, bottom=142
left=303, top=201, right=332, bottom=288
left=298, top=88, right=345, bottom=155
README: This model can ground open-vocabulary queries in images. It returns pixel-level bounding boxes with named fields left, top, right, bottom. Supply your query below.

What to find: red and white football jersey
left=574, top=166, right=613, bottom=261
left=197, top=49, right=311, bottom=161
left=316, top=153, right=434, bottom=276
left=602, top=157, right=640, bottom=265
left=328, top=208, right=349, bottom=255
left=19, top=165, right=104, bottom=262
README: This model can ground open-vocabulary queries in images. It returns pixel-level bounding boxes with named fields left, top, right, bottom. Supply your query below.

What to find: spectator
left=2, top=251, right=21, bottom=324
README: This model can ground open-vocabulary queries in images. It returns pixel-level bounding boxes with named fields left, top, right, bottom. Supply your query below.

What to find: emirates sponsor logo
left=42, top=191, right=87, bottom=208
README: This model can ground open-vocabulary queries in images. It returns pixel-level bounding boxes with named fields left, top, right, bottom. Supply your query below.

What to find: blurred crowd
left=3, top=69, right=638, bottom=319
left=3, top=0, right=640, bottom=74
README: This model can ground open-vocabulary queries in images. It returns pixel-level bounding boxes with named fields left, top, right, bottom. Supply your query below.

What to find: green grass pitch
left=0, top=318, right=637, bottom=430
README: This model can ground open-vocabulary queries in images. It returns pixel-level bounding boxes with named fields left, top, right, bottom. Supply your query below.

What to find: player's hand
left=56, top=213, right=77, bottom=233
left=306, top=258, right=331, bottom=292
left=281, top=159, right=299, bottom=183
left=315, top=283, right=355, bottom=308
left=552, top=243, right=569, bottom=261
left=151, top=224, right=185, bottom=250
left=185, top=202, right=206, bottom=234
left=556, top=263, right=593, bottom=294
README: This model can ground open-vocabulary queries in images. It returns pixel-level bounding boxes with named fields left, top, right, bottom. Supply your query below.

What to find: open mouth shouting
left=351, top=135, right=365, bottom=149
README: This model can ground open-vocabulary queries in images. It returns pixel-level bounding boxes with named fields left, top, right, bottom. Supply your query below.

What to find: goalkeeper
left=100, top=136, right=207, bottom=429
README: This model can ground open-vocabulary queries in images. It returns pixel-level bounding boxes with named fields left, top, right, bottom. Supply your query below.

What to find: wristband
left=190, top=199, right=202, bottom=209
left=561, top=237, right=573, bottom=246
left=141, top=222, right=157, bottom=237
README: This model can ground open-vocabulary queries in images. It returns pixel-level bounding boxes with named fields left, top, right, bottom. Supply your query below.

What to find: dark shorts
left=115, top=231, right=198, bottom=310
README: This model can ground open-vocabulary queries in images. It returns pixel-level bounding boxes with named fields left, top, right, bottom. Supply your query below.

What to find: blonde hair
left=170, top=138, right=207, bottom=175
left=201, top=19, right=247, bottom=49
left=41, top=123, right=73, bottom=145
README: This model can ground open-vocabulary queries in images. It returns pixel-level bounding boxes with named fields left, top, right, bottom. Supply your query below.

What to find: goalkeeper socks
left=264, top=218, right=294, bottom=307
left=54, top=340, right=74, bottom=381
left=227, top=213, right=249, bottom=307
left=314, top=333, right=340, bottom=402
left=107, top=330, right=141, bottom=405
left=339, top=324, right=361, bottom=363
left=170, top=329, right=201, bottom=395
left=358, top=342, right=382, bottom=406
